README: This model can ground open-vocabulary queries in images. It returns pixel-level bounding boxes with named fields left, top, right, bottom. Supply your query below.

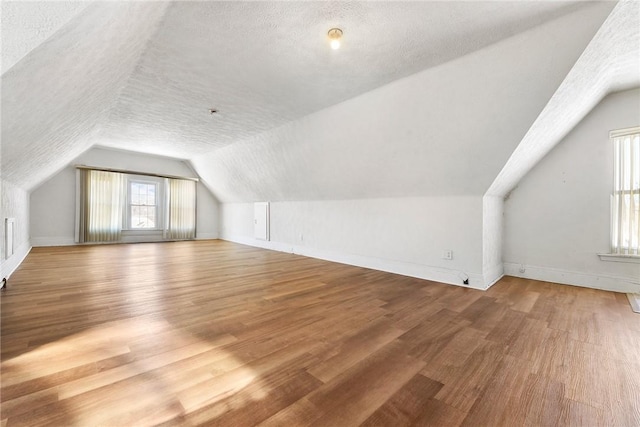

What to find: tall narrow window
left=129, top=180, right=159, bottom=229
left=611, top=127, right=640, bottom=255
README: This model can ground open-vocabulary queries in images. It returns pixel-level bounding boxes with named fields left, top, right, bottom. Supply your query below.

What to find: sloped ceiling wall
left=90, top=1, right=593, bottom=160
left=192, top=3, right=614, bottom=203
left=481, top=0, right=640, bottom=285
left=1, top=1, right=91, bottom=73
left=1, top=2, right=168, bottom=190
left=1, top=1, right=614, bottom=198
left=487, top=0, right=640, bottom=198
left=3, top=1, right=636, bottom=288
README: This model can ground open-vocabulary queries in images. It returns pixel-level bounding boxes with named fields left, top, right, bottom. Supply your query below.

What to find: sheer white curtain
left=78, top=169, right=125, bottom=243
left=168, top=178, right=196, bottom=240
left=611, top=128, right=640, bottom=255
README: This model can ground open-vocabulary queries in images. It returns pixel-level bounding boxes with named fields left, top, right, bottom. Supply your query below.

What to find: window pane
left=148, top=186, right=156, bottom=205
left=129, top=181, right=159, bottom=228
left=131, top=183, right=140, bottom=205
left=147, top=207, right=156, bottom=228
left=612, top=130, right=640, bottom=254
left=131, top=206, right=140, bottom=228
left=623, top=136, right=631, bottom=191
left=140, top=185, right=147, bottom=198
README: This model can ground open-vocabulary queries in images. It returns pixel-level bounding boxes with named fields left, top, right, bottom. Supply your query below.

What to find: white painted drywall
left=0, top=180, right=31, bottom=279
left=482, top=195, right=504, bottom=286
left=192, top=5, right=609, bottom=204
left=483, top=1, right=638, bottom=293
left=94, top=2, right=606, bottom=160
left=1, top=1, right=91, bottom=73
left=1, top=2, right=169, bottom=191
left=195, top=182, right=220, bottom=240
left=3, top=1, right=611, bottom=196
left=504, top=88, right=640, bottom=293
left=198, top=5, right=610, bottom=290
left=487, top=1, right=640, bottom=198
left=30, top=147, right=219, bottom=246
left=220, top=196, right=485, bottom=288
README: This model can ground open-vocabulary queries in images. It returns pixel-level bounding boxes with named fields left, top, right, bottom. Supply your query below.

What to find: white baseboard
left=0, top=240, right=32, bottom=280
left=31, top=236, right=76, bottom=247
left=196, top=233, right=218, bottom=240
left=483, top=263, right=504, bottom=289
left=503, top=262, right=640, bottom=293
left=221, top=235, right=487, bottom=290
left=33, top=235, right=220, bottom=246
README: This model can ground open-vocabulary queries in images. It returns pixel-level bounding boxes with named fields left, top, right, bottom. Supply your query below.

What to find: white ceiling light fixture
left=328, top=28, right=343, bottom=50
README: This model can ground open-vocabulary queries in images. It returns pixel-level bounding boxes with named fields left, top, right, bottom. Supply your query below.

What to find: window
left=78, top=170, right=125, bottom=242
left=611, top=127, right=640, bottom=255
left=128, top=180, right=159, bottom=229
left=77, top=167, right=197, bottom=243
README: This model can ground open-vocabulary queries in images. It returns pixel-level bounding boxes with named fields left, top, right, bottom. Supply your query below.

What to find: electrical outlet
left=443, top=250, right=453, bottom=260
left=519, top=264, right=526, bottom=274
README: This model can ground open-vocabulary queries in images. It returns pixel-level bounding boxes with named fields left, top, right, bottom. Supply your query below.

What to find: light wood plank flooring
left=1, top=240, right=639, bottom=426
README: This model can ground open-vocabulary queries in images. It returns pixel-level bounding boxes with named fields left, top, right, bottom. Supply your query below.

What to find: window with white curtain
left=77, top=168, right=197, bottom=243
left=168, top=178, right=196, bottom=240
left=611, top=127, right=640, bottom=255
left=78, top=169, right=125, bottom=242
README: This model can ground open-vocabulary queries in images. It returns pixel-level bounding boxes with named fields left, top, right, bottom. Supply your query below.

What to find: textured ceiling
left=191, top=2, right=615, bottom=202
left=487, top=0, right=640, bottom=197
left=92, top=1, right=591, bottom=159
left=1, top=0, right=631, bottom=202
left=1, top=1, right=90, bottom=73
left=2, top=0, right=602, bottom=192
left=1, top=2, right=169, bottom=189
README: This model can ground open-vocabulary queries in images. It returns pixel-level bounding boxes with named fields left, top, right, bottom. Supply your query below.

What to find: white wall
left=192, top=6, right=612, bottom=291
left=504, top=88, right=640, bottom=293
left=221, top=196, right=487, bottom=289
left=192, top=4, right=609, bottom=204
left=30, top=147, right=219, bottom=246
left=482, top=195, right=504, bottom=286
left=1, top=180, right=31, bottom=279
left=1, top=2, right=169, bottom=191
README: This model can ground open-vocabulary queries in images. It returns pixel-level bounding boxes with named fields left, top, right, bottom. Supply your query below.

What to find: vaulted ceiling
left=2, top=1, right=637, bottom=201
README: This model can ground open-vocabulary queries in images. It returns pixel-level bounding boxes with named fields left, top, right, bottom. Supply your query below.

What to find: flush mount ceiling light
left=327, top=28, right=343, bottom=50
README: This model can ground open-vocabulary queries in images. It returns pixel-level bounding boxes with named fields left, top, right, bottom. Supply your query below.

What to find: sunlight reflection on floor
left=1, top=317, right=269, bottom=425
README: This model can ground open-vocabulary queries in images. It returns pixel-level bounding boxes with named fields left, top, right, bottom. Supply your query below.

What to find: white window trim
left=608, top=126, right=640, bottom=257
left=610, top=126, right=640, bottom=139
left=125, top=176, right=164, bottom=231
left=598, top=253, right=640, bottom=264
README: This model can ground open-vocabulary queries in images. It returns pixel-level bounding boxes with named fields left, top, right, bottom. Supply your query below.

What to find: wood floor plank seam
left=1, top=241, right=639, bottom=426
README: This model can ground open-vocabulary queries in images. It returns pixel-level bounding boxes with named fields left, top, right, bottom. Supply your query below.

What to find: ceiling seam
left=484, top=1, right=637, bottom=199
left=85, top=1, right=176, bottom=158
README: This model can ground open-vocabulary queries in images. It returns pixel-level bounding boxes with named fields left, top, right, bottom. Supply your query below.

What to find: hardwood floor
left=1, top=240, right=639, bottom=426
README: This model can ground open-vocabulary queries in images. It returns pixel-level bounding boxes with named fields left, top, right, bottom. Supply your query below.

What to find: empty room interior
left=1, top=1, right=640, bottom=426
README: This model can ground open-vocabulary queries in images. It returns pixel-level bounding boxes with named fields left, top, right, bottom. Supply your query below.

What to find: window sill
left=598, top=253, right=640, bottom=264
